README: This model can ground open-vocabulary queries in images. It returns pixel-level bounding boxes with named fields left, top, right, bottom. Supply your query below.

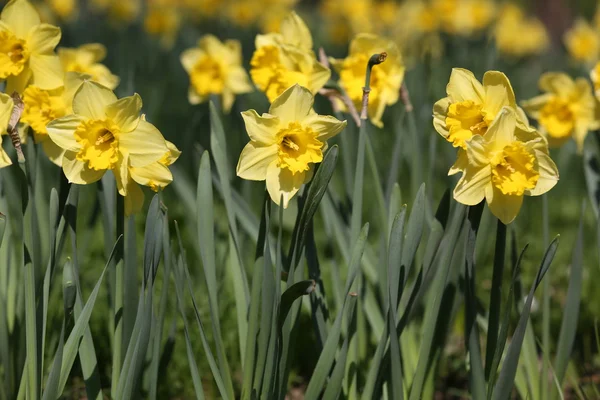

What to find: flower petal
left=433, top=97, right=451, bottom=138
left=118, top=120, right=168, bottom=167
left=449, top=148, right=468, bottom=176
left=62, top=150, right=105, bottom=184
left=527, top=150, right=559, bottom=196
left=28, top=54, right=63, bottom=90
left=539, top=72, right=574, bottom=97
left=105, top=93, right=142, bottom=133
left=41, top=138, right=65, bottom=166
left=1, top=0, right=40, bottom=38
left=114, top=151, right=129, bottom=196
left=485, top=184, right=523, bottom=225
left=446, top=68, right=484, bottom=102
left=453, top=165, right=490, bottom=206
left=236, top=142, right=278, bottom=180
left=0, top=93, right=14, bottom=133
left=27, top=23, right=61, bottom=54
left=180, top=48, right=202, bottom=73
left=47, top=114, right=85, bottom=152
left=241, top=109, right=279, bottom=144
left=269, top=84, right=314, bottom=122
left=302, top=113, right=347, bottom=141
left=130, top=162, right=173, bottom=189
left=308, top=60, right=331, bottom=94
left=5, top=68, right=32, bottom=94
left=484, top=106, right=516, bottom=148
left=280, top=11, right=313, bottom=52
left=72, top=80, right=117, bottom=120
left=265, top=162, right=307, bottom=208
left=482, top=71, right=516, bottom=118
left=521, top=94, right=553, bottom=119
left=124, top=179, right=144, bottom=216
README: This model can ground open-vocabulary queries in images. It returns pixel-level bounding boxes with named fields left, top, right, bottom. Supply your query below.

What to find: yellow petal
left=226, top=67, right=253, bottom=94
left=124, top=179, right=144, bottom=216
left=269, top=84, right=314, bottom=122
left=72, top=80, right=117, bottom=120
left=484, top=106, right=516, bottom=148
left=5, top=68, right=32, bottom=94
left=447, top=68, right=484, bottom=103
left=41, top=138, right=65, bottom=166
left=280, top=11, right=312, bottom=52
left=28, top=54, right=63, bottom=90
left=114, top=151, right=129, bottom=196
left=0, top=93, right=14, bottom=133
left=79, top=43, right=106, bottom=61
left=62, top=150, right=104, bottom=184
left=0, top=145, right=12, bottom=168
left=105, top=93, right=142, bottom=132
left=465, top=135, right=488, bottom=166
left=433, top=96, right=451, bottom=138
left=130, top=162, right=173, bottom=188
left=236, top=142, right=278, bottom=180
left=118, top=119, right=167, bottom=167
left=453, top=165, right=490, bottom=205
left=485, top=184, right=523, bottom=225
left=62, top=71, right=89, bottom=105
left=188, top=86, right=203, bottom=105
left=47, top=114, right=85, bottom=152
left=526, top=150, right=558, bottom=196
left=163, top=141, right=181, bottom=165
left=180, top=48, right=202, bottom=73
left=539, top=72, right=574, bottom=97
left=449, top=148, right=468, bottom=176
left=27, top=23, right=61, bottom=54
left=482, top=71, right=516, bottom=118
left=520, top=93, right=553, bottom=119
left=308, top=60, right=331, bottom=94
left=241, top=109, right=279, bottom=144
left=265, top=162, right=307, bottom=208
left=1, top=0, right=40, bottom=38
left=302, top=113, right=347, bottom=141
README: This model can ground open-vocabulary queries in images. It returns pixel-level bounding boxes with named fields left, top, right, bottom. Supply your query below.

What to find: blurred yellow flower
left=395, top=1, right=442, bottom=63
left=451, top=107, right=558, bottom=224
left=90, top=0, right=140, bottom=25
left=250, top=11, right=331, bottom=102
left=564, top=19, right=600, bottom=65
left=591, top=61, right=600, bottom=99
left=330, top=33, right=405, bottom=127
left=181, top=35, right=253, bottom=112
left=0, top=93, right=14, bottom=168
left=236, top=84, right=346, bottom=207
left=144, top=4, right=181, bottom=49
left=434, top=0, right=495, bottom=36
left=59, top=43, right=119, bottom=90
left=0, top=0, right=63, bottom=93
left=494, top=4, right=549, bottom=58
left=46, top=0, right=77, bottom=21
left=433, top=68, right=526, bottom=150
left=21, top=72, right=87, bottom=165
left=46, top=81, right=170, bottom=201
left=522, top=72, right=598, bottom=151
left=226, top=0, right=261, bottom=27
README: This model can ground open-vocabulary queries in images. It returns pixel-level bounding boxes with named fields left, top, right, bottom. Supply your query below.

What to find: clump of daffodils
left=181, top=35, right=253, bottom=112
left=434, top=68, right=559, bottom=224
left=522, top=72, right=598, bottom=151
left=250, top=11, right=330, bottom=102
left=236, top=84, right=346, bottom=207
left=330, top=33, right=405, bottom=128
left=493, top=4, right=549, bottom=59
left=46, top=81, right=180, bottom=215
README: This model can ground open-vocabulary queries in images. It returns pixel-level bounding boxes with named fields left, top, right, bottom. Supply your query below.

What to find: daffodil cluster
left=250, top=11, right=330, bottom=103
left=434, top=68, right=559, bottom=224
left=236, top=84, right=346, bottom=207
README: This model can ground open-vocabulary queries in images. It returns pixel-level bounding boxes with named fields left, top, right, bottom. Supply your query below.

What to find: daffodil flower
left=0, top=0, right=63, bottom=93
left=58, top=43, right=119, bottom=89
left=452, top=107, right=558, bottom=224
left=21, top=72, right=88, bottom=165
left=330, top=33, right=405, bottom=128
left=433, top=68, right=527, bottom=150
left=0, top=93, right=15, bottom=168
left=47, top=81, right=170, bottom=197
left=250, top=11, right=330, bottom=102
left=521, top=72, right=598, bottom=151
left=236, top=84, right=346, bottom=207
left=181, top=35, right=253, bottom=112
left=564, top=19, right=600, bottom=65
left=493, top=4, right=549, bottom=59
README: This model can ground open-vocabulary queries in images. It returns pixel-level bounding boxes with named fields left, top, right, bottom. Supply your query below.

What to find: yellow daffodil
left=46, top=81, right=170, bottom=200
left=144, top=4, right=181, bottom=49
left=90, top=0, right=140, bottom=25
left=394, top=2, right=442, bottom=64
left=522, top=72, right=598, bottom=151
left=125, top=139, right=181, bottom=215
left=591, top=61, right=600, bottom=100
left=330, top=33, right=405, bottom=128
left=0, top=0, right=63, bottom=93
left=452, top=107, right=558, bottom=224
left=434, top=0, right=495, bottom=36
left=180, top=35, right=253, bottom=112
left=433, top=68, right=527, bottom=150
left=21, top=71, right=87, bottom=165
left=564, top=19, right=600, bottom=65
left=250, top=11, right=331, bottom=102
left=494, top=4, right=549, bottom=59
left=46, top=0, right=78, bottom=21
left=236, top=84, right=346, bottom=207
left=58, top=43, right=119, bottom=90
left=0, top=93, right=15, bottom=168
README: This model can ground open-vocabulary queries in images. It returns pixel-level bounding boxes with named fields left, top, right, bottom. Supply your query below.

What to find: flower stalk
left=8, top=92, right=25, bottom=164
left=360, top=53, right=387, bottom=120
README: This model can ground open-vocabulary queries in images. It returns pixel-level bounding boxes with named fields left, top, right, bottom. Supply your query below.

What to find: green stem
left=541, top=193, right=550, bottom=399
left=110, top=194, right=125, bottom=395
left=485, top=219, right=507, bottom=380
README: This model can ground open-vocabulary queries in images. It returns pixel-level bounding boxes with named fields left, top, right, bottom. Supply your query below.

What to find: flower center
left=539, top=97, right=574, bottom=139
left=190, top=55, right=225, bottom=97
left=276, top=121, right=323, bottom=174
left=0, top=30, right=28, bottom=79
left=74, top=119, right=120, bottom=171
left=491, top=142, right=539, bottom=196
left=445, top=100, right=488, bottom=148
left=22, top=86, right=67, bottom=137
